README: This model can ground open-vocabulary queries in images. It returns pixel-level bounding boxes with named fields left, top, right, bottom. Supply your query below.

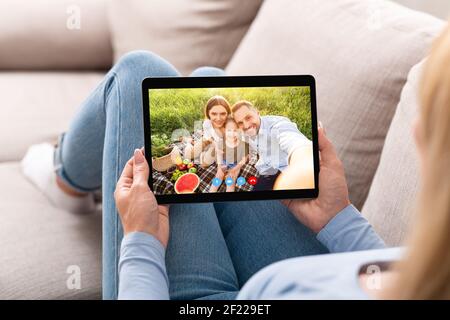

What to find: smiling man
left=231, top=100, right=314, bottom=191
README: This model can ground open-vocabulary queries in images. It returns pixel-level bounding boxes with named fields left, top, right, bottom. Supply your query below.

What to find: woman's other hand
left=114, top=149, right=169, bottom=248
left=282, top=126, right=350, bottom=233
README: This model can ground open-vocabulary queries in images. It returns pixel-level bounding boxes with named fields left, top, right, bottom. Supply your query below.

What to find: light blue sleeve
left=316, top=204, right=386, bottom=253
left=118, top=232, right=169, bottom=300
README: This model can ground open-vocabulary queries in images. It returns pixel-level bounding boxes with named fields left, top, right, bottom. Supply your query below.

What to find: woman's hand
left=114, top=149, right=170, bottom=248
left=282, top=126, right=350, bottom=234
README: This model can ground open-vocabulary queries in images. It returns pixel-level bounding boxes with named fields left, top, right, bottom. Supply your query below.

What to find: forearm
left=316, top=205, right=386, bottom=253
left=118, top=232, right=170, bottom=300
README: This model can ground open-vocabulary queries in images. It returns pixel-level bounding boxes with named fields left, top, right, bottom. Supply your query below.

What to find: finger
left=132, top=149, right=150, bottom=186
left=318, top=121, right=326, bottom=135
left=117, top=157, right=134, bottom=187
left=318, top=127, right=337, bottom=163
left=158, top=205, right=170, bottom=216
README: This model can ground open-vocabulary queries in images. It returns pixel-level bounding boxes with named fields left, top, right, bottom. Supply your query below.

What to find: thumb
left=132, top=149, right=149, bottom=185
left=318, top=127, right=337, bottom=163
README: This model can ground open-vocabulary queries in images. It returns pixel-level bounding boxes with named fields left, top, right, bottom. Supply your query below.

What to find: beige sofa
left=0, top=0, right=446, bottom=299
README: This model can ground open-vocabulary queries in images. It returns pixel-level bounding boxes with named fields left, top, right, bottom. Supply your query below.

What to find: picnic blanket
left=152, top=130, right=259, bottom=195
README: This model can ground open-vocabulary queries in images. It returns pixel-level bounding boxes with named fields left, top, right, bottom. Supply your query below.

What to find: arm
left=274, top=145, right=315, bottom=190
left=114, top=149, right=170, bottom=300
left=316, top=204, right=385, bottom=252
left=118, top=232, right=169, bottom=299
left=272, top=119, right=315, bottom=189
left=282, top=124, right=385, bottom=253
left=274, top=118, right=311, bottom=159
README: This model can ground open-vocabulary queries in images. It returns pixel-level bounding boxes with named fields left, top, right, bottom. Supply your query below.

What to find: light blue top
left=118, top=205, right=396, bottom=300
left=247, top=115, right=311, bottom=175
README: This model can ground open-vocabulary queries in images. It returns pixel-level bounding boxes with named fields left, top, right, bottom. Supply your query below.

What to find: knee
left=190, top=66, right=226, bottom=77
left=113, top=50, right=179, bottom=78
left=116, top=50, right=156, bottom=68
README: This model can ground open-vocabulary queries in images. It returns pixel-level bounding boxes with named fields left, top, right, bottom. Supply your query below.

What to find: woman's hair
left=386, top=22, right=450, bottom=299
left=204, top=95, right=231, bottom=119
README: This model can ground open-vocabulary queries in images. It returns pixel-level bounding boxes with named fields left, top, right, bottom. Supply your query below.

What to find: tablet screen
left=143, top=76, right=319, bottom=203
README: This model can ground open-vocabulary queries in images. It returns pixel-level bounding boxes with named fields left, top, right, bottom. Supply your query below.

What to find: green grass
left=149, top=87, right=312, bottom=156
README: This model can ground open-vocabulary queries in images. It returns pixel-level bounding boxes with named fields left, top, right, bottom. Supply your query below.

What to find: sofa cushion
left=0, top=0, right=112, bottom=70
left=393, top=0, right=450, bottom=19
left=226, top=0, right=444, bottom=209
left=0, top=72, right=104, bottom=162
left=108, top=0, right=263, bottom=75
left=361, top=61, right=424, bottom=246
left=0, top=162, right=101, bottom=299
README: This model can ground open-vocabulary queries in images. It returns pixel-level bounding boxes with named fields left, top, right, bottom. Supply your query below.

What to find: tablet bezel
left=142, top=75, right=319, bottom=204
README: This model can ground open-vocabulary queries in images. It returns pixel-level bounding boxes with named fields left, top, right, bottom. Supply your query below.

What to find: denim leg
left=56, top=50, right=180, bottom=299
left=58, top=52, right=236, bottom=299
left=214, top=200, right=328, bottom=287
left=55, top=51, right=180, bottom=192
left=189, top=66, right=226, bottom=77
left=164, top=65, right=238, bottom=300
left=103, top=52, right=185, bottom=300
left=166, top=204, right=239, bottom=300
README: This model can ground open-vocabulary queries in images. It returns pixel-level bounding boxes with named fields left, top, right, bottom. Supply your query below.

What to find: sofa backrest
left=361, top=60, right=424, bottom=246
left=0, top=0, right=112, bottom=70
left=108, top=0, right=264, bottom=75
left=226, top=0, right=444, bottom=212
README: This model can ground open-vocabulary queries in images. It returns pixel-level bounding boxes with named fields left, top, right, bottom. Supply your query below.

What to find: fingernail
left=134, top=149, right=144, bottom=164
left=318, top=121, right=323, bottom=129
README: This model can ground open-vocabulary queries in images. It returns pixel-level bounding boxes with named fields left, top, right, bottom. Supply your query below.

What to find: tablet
left=142, top=75, right=319, bottom=204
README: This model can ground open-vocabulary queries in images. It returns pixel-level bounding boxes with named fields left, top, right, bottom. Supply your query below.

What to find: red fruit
left=174, top=173, right=200, bottom=194
left=178, top=164, right=187, bottom=171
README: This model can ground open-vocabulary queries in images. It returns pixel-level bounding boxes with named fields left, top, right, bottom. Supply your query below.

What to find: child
left=210, top=117, right=249, bottom=192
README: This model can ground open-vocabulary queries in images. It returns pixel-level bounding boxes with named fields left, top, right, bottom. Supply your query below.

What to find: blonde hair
left=385, top=22, right=450, bottom=299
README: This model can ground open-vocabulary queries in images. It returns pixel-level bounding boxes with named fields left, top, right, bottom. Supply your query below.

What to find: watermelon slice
left=174, top=173, right=200, bottom=194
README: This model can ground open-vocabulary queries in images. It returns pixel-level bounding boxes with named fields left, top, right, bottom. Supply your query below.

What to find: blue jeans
left=55, top=50, right=328, bottom=300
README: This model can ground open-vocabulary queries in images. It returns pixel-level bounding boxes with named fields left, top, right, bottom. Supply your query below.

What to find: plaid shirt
left=152, top=130, right=259, bottom=195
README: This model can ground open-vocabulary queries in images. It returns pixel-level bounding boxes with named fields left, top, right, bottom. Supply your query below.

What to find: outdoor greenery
left=149, top=87, right=312, bottom=156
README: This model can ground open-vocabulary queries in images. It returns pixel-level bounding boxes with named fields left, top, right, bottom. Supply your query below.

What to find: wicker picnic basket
left=152, top=146, right=181, bottom=172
